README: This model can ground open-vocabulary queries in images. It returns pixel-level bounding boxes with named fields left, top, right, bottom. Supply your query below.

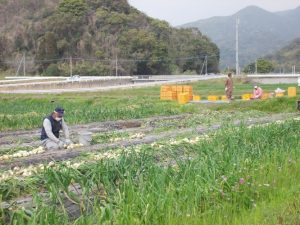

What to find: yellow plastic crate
left=193, top=95, right=201, bottom=101
left=276, top=92, right=285, bottom=97
left=207, top=95, right=219, bottom=101
left=160, top=91, right=173, bottom=100
left=221, top=95, right=228, bottom=101
left=171, top=86, right=177, bottom=92
left=160, top=85, right=171, bottom=92
left=178, top=93, right=189, bottom=104
left=176, top=86, right=183, bottom=93
left=172, top=91, right=178, bottom=100
left=261, top=93, right=269, bottom=100
left=183, top=85, right=193, bottom=93
left=288, top=87, right=297, bottom=97
left=242, top=94, right=252, bottom=100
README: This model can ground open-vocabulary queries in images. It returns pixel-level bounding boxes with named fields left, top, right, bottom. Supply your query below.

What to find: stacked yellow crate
left=171, top=86, right=178, bottom=100
left=183, top=85, right=193, bottom=101
left=177, top=86, right=183, bottom=94
left=160, top=85, right=194, bottom=103
left=160, top=86, right=172, bottom=100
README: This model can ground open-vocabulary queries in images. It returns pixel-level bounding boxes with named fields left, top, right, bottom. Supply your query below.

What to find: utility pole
left=205, top=56, right=208, bottom=75
left=235, top=17, right=240, bottom=76
left=255, top=59, right=258, bottom=74
left=69, top=56, right=73, bottom=77
left=294, top=66, right=296, bottom=74
left=15, top=54, right=25, bottom=76
left=200, top=56, right=206, bottom=75
left=293, top=65, right=296, bottom=74
left=115, top=54, right=118, bottom=77
left=23, top=52, right=26, bottom=76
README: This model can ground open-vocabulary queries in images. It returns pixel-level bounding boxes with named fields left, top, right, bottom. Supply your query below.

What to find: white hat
left=254, top=85, right=258, bottom=89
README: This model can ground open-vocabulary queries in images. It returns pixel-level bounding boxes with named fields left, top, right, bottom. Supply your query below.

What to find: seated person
left=41, top=107, right=72, bottom=150
left=251, top=85, right=263, bottom=100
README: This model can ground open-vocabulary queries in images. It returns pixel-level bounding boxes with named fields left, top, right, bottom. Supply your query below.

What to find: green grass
left=0, top=93, right=195, bottom=131
left=191, top=77, right=297, bottom=96
left=1, top=120, right=300, bottom=224
left=0, top=78, right=299, bottom=131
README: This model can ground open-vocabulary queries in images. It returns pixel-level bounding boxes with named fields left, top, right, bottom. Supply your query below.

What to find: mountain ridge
left=181, top=5, right=300, bottom=69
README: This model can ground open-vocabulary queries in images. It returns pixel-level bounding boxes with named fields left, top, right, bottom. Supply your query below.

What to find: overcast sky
left=128, top=0, right=300, bottom=26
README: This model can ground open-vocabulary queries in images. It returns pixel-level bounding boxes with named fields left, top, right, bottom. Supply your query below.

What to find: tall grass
left=2, top=120, right=300, bottom=224
left=0, top=96, right=194, bottom=131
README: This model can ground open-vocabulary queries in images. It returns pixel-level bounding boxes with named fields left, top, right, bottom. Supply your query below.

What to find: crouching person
left=41, top=107, right=72, bottom=150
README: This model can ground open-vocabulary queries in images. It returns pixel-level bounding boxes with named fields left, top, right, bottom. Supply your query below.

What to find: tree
left=45, top=64, right=61, bottom=76
left=58, top=0, right=88, bottom=17
left=0, top=36, right=8, bottom=70
left=46, top=13, right=85, bottom=55
left=36, top=32, right=58, bottom=71
left=182, top=38, right=219, bottom=74
left=14, top=33, right=26, bottom=51
left=244, top=59, right=275, bottom=74
left=0, top=0, right=220, bottom=75
left=148, top=42, right=171, bottom=75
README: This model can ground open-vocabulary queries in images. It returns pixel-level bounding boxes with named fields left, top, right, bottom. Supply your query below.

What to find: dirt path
left=0, top=112, right=298, bottom=170
left=0, top=75, right=224, bottom=94
left=0, top=114, right=188, bottom=148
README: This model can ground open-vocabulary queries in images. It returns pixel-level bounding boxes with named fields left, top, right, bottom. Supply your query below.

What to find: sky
left=128, top=0, right=300, bottom=26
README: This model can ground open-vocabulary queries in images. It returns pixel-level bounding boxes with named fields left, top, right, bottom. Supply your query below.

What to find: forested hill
left=0, top=0, right=219, bottom=76
left=265, top=38, right=300, bottom=71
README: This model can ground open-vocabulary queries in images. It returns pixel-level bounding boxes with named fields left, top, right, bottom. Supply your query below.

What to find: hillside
left=181, top=5, right=300, bottom=69
left=0, top=0, right=220, bottom=76
left=265, top=38, right=300, bottom=72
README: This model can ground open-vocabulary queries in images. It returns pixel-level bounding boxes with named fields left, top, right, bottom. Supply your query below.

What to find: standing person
left=225, top=73, right=234, bottom=100
left=251, top=85, right=263, bottom=99
left=41, top=107, right=72, bottom=150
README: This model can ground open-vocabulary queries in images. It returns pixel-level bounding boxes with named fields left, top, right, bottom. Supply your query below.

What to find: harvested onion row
left=0, top=146, right=45, bottom=161
left=65, top=143, right=84, bottom=150
left=0, top=135, right=212, bottom=182
left=0, top=143, right=84, bottom=162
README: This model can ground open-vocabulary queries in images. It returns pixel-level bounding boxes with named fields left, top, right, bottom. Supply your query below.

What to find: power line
left=1, top=54, right=220, bottom=65
left=236, top=17, right=240, bottom=75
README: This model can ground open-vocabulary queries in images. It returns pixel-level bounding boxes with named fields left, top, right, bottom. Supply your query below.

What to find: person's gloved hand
left=58, top=141, right=65, bottom=149
left=65, top=139, right=73, bottom=145
left=225, top=87, right=228, bottom=91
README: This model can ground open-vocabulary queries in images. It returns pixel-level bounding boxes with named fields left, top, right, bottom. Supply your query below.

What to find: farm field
left=0, top=78, right=300, bottom=225
left=0, top=78, right=297, bottom=131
